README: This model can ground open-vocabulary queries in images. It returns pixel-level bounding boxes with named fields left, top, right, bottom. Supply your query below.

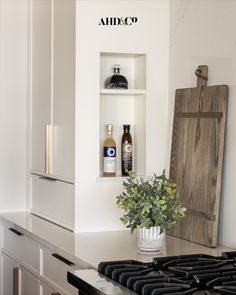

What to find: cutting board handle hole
left=195, top=69, right=208, bottom=81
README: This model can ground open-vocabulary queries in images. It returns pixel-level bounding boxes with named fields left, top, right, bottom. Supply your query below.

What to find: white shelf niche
left=100, top=52, right=147, bottom=178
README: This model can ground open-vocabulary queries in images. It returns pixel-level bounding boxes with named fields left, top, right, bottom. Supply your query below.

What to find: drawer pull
left=39, top=176, right=57, bottom=182
left=9, top=228, right=23, bottom=236
left=52, top=253, right=75, bottom=266
left=52, top=293, right=61, bottom=295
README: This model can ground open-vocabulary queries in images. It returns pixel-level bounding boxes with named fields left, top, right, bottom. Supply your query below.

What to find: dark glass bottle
left=105, top=65, right=128, bottom=89
left=121, top=124, right=132, bottom=176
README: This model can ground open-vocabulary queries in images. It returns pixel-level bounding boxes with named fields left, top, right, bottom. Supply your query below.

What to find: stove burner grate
left=98, top=252, right=236, bottom=295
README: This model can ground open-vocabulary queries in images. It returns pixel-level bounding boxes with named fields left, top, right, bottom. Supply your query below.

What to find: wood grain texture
left=169, top=82, right=228, bottom=247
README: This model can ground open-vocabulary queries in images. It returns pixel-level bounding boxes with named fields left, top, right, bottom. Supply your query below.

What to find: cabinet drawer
left=2, top=223, right=39, bottom=273
left=40, top=282, right=55, bottom=295
left=41, top=248, right=77, bottom=295
left=40, top=282, right=69, bottom=295
left=31, top=174, right=74, bottom=230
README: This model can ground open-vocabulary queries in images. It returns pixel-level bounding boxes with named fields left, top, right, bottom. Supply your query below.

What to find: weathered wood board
left=168, top=66, right=228, bottom=247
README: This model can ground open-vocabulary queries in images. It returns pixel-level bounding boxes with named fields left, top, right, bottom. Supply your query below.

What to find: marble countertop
left=0, top=212, right=233, bottom=268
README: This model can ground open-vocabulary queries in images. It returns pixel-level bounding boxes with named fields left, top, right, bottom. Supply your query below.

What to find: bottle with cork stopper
left=121, top=124, right=132, bottom=176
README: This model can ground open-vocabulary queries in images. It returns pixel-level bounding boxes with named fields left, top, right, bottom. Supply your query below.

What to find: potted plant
left=116, top=170, right=186, bottom=251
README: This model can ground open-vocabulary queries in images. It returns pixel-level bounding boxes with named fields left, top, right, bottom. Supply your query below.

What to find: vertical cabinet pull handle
left=45, top=124, right=52, bottom=175
left=52, top=253, right=75, bottom=266
left=9, top=228, right=24, bottom=236
left=13, top=267, right=20, bottom=295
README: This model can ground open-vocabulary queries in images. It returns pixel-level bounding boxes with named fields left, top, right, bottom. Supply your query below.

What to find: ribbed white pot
left=136, top=226, right=165, bottom=252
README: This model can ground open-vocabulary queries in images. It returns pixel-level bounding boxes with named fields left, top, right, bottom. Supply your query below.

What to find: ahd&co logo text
left=99, top=17, right=138, bottom=26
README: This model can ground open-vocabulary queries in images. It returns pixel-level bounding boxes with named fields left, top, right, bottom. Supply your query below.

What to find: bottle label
left=122, top=143, right=132, bottom=171
left=104, top=147, right=116, bottom=173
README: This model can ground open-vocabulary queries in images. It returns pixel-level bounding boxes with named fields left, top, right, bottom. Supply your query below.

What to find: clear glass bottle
left=105, top=65, right=128, bottom=89
left=121, top=124, right=132, bottom=176
left=103, top=124, right=116, bottom=177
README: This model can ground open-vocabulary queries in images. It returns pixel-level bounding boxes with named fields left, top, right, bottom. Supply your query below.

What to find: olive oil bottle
left=121, top=124, right=132, bottom=176
left=103, top=124, right=116, bottom=177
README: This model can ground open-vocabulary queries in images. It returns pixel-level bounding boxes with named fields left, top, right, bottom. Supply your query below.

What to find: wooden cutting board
left=168, top=66, right=228, bottom=247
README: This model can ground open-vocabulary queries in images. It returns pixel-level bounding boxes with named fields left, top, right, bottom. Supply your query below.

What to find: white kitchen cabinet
left=40, top=282, right=62, bottom=295
left=0, top=220, right=81, bottom=295
left=18, top=265, right=39, bottom=295
left=40, top=283, right=54, bottom=295
left=1, top=224, right=40, bottom=294
left=0, top=252, right=17, bottom=295
left=1, top=252, right=39, bottom=295
left=52, top=0, right=75, bottom=181
left=41, top=247, right=77, bottom=295
left=31, top=174, right=74, bottom=230
left=31, top=0, right=52, bottom=176
left=30, top=0, right=75, bottom=183
left=29, top=0, right=169, bottom=232
left=2, top=223, right=39, bottom=274
left=30, top=0, right=75, bottom=229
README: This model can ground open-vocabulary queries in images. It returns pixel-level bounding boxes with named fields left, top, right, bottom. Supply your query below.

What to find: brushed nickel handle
left=13, top=267, right=20, bottom=295
left=9, top=228, right=23, bottom=236
left=52, top=253, right=75, bottom=266
left=45, top=124, right=52, bottom=175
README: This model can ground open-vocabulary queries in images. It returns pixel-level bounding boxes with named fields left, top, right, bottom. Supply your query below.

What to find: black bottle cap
left=113, top=64, right=120, bottom=74
left=123, top=124, right=130, bottom=131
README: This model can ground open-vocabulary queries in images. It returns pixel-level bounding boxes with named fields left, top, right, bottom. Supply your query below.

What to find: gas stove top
left=68, top=251, right=236, bottom=295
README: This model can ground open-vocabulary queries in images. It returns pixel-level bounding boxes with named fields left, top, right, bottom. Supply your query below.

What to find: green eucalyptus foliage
left=116, top=170, right=187, bottom=234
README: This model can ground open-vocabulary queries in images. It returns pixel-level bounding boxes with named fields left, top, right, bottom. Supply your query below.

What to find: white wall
left=0, top=1, right=28, bottom=211
left=169, top=0, right=236, bottom=248
left=75, top=1, right=170, bottom=232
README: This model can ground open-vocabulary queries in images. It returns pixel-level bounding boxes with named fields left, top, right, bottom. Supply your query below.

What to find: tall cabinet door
left=52, top=0, right=75, bottom=181
left=1, top=252, right=17, bottom=295
left=30, top=0, right=75, bottom=229
left=19, top=266, right=39, bottom=295
left=31, top=0, right=52, bottom=174
left=0, top=253, right=39, bottom=295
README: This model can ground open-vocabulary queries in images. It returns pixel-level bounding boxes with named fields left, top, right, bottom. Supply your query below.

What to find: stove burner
left=98, top=252, right=236, bottom=295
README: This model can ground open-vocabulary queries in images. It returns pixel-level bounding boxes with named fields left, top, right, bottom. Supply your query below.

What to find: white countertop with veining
left=0, top=212, right=234, bottom=268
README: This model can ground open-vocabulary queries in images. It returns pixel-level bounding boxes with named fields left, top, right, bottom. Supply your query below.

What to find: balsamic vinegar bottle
left=103, top=124, right=116, bottom=177
left=121, top=124, right=132, bottom=176
left=105, top=65, right=128, bottom=89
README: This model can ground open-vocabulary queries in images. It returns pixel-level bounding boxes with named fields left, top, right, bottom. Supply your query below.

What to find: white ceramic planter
left=136, top=226, right=165, bottom=252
